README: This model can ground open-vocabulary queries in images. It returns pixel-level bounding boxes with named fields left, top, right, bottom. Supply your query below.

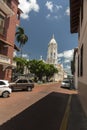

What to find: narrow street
left=0, top=83, right=86, bottom=130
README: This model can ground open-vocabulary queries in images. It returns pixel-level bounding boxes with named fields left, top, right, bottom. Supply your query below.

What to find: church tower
left=46, top=34, right=58, bottom=65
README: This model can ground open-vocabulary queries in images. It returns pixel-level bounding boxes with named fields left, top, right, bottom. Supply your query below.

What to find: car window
left=63, top=80, right=70, bottom=83
left=0, top=81, right=6, bottom=85
left=65, top=81, right=69, bottom=83
left=17, top=80, right=23, bottom=83
left=22, top=80, right=28, bottom=83
left=29, top=80, right=33, bottom=83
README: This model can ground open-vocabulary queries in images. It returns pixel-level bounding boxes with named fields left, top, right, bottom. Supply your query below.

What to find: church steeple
left=52, top=34, right=54, bottom=39
left=47, top=34, right=58, bottom=65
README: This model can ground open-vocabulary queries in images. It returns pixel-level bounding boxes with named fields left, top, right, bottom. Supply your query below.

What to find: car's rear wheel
left=27, top=87, right=32, bottom=91
left=2, top=91, right=10, bottom=98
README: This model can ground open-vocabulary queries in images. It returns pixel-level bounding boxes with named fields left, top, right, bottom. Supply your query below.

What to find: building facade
left=0, top=0, right=21, bottom=81
left=46, top=34, right=58, bottom=65
left=46, top=35, right=64, bottom=81
left=70, top=0, right=87, bottom=115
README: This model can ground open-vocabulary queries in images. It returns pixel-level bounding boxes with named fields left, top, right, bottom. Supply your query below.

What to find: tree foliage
left=13, top=57, right=27, bottom=74
left=15, top=26, right=28, bottom=57
left=28, top=60, right=58, bottom=82
left=13, top=58, right=58, bottom=82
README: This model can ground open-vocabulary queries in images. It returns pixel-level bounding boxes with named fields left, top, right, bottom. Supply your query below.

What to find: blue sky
left=17, top=0, right=78, bottom=74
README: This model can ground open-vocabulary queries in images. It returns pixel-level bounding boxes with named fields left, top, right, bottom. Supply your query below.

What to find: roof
left=49, top=34, right=57, bottom=45
left=70, top=0, right=81, bottom=33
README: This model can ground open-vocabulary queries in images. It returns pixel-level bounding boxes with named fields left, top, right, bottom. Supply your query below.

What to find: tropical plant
left=13, top=57, right=27, bottom=74
left=15, top=26, right=28, bottom=57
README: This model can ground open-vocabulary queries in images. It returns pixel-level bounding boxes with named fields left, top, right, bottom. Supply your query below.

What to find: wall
left=78, top=0, right=87, bottom=115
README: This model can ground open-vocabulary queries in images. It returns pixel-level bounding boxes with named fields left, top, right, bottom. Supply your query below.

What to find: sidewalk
left=67, top=94, right=87, bottom=130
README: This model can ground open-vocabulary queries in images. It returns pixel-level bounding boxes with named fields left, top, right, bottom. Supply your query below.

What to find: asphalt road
left=0, top=83, right=78, bottom=130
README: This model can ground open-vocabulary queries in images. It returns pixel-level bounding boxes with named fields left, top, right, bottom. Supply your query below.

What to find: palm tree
left=15, top=26, right=28, bottom=57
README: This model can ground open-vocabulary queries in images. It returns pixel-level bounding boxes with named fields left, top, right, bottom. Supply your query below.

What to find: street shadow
left=0, top=92, right=87, bottom=130
left=67, top=94, right=87, bottom=130
left=0, top=92, right=69, bottom=130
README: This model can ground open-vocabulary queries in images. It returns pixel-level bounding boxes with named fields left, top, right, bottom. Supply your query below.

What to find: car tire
left=27, top=87, right=32, bottom=91
left=2, top=91, right=10, bottom=98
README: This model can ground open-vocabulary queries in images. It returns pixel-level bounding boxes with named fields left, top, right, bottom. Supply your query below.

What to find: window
left=51, top=52, right=52, bottom=57
left=80, top=45, right=83, bottom=76
left=0, top=13, right=5, bottom=35
left=78, top=55, right=79, bottom=77
left=3, top=0, right=10, bottom=4
left=54, top=52, right=55, bottom=58
left=0, top=81, right=5, bottom=85
left=81, top=0, right=83, bottom=25
left=17, top=80, right=23, bottom=83
left=22, top=80, right=28, bottom=83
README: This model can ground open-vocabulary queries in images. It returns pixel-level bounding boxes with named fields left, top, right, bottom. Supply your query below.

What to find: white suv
left=0, top=80, right=12, bottom=98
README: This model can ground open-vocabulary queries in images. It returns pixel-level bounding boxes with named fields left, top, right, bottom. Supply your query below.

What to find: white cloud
left=65, top=7, right=70, bottom=16
left=64, top=59, right=70, bottom=63
left=58, top=49, right=74, bottom=61
left=63, top=49, right=74, bottom=59
left=56, top=5, right=62, bottom=10
left=46, top=14, right=62, bottom=20
left=46, top=14, right=51, bottom=19
left=45, top=1, right=62, bottom=13
left=45, top=1, right=63, bottom=20
left=19, top=0, right=40, bottom=19
left=22, top=54, right=29, bottom=59
left=45, top=1, right=53, bottom=12
left=58, top=49, right=74, bottom=74
left=58, top=53, right=63, bottom=58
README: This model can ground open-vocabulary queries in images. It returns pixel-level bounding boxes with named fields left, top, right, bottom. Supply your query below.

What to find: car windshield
left=63, top=80, right=70, bottom=83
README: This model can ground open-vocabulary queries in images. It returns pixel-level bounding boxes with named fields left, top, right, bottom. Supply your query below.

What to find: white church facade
left=46, top=34, right=58, bottom=65
left=46, top=35, right=64, bottom=82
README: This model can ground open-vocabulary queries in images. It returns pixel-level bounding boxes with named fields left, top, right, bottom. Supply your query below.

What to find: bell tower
left=46, top=34, right=58, bottom=65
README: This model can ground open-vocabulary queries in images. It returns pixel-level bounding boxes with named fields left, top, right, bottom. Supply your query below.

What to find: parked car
left=9, top=78, right=34, bottom=91
left=61, top=79, right=71, bottom=89
left=0, top=80, right=12, bottom=98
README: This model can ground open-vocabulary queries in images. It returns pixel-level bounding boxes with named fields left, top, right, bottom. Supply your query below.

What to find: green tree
left=13, top=57, right=27, bottom=74
left=29, top=60, right=45, bottom=81
left=28, top=60, right=58, bottom=82
left=15, top=26, right=28, bottom=57
left=44, top=64, right=58, bottom=81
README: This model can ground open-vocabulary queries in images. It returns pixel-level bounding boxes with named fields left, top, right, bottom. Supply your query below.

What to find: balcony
left=0, top=54, right=11, bottom=65
left=0, top=0, right=14, bottom=17
left=12, top=61, right=16, bottom=67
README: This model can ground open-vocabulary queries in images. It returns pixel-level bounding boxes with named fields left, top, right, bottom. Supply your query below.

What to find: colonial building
left=0, top=0, right=21, bottom=81
left=46, top=34, right=58, bottom=65
left=70, top=0, right=87, bottom=114
left=46, top=34, right=64, bottom=81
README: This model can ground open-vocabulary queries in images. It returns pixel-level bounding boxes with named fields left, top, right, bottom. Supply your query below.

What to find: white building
left=46, top=34, right=58, bottom=65
left=46, top=35, right=64, bottom=81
